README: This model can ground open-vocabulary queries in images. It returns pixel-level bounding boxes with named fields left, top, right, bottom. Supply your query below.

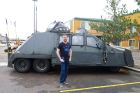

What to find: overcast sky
left=0, top=0, right=139, bottom=39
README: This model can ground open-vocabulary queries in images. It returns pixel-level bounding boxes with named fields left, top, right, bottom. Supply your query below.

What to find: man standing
left=56, top=34, right=72, bottom=88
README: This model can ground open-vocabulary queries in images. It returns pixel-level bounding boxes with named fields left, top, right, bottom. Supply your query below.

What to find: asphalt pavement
left=0, top=46, right=140, bottom=93
left=0, top=63, right=140, bottom=93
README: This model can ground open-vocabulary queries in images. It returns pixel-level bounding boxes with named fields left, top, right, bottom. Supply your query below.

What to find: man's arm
left=56, top=48, right=61, bottom=60
left=69, top=48, right=72, bottom=62
left=56, top=48, right=64, bottom=62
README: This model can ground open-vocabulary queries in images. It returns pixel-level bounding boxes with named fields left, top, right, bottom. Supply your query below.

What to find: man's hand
left=60, top=59, right=64, bottom=62
left=69, top=57, right=72, bottom=62
left=69, top=49, right=72, bottom=62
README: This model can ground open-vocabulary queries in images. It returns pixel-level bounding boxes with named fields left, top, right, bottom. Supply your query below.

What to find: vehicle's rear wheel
left=14, top=59, right=31, bottom=73
left=33, top=59, right=50, bottom=73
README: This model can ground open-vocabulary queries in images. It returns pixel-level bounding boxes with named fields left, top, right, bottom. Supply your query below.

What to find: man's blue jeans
left=60, top=60, right=69, bottom=84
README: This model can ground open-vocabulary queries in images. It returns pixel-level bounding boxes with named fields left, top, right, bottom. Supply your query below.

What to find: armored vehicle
left=8, top=21, right=134, bottom=73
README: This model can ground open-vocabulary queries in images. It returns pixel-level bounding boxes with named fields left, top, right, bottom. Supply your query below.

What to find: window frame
left=86, top=36, right=98, bottom=48
left=71, top=34, right=84, bottom=46
left=58, top=34, right=72, bottom=45
left=129, top=39, right=135, bottom=47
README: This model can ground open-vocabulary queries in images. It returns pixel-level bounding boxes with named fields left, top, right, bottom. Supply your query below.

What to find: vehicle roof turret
left=47, top=21, right=70, bottom=33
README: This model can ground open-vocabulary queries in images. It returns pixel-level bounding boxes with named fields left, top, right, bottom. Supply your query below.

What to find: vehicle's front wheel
left=14, top=59, right=31, bottom=73
left=33, top=59, right=50, bottom=73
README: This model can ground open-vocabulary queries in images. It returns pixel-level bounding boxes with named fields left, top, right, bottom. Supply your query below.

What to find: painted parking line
left=60, top=82, right=140, bottom=93
left=0, top=62, right=8, bottom=66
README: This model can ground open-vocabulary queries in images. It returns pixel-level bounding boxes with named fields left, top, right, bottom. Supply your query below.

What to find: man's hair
left=62, top=34, right=68, bottom=37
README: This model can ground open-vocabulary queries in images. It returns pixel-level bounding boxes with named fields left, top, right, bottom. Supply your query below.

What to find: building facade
left=68, top=16, right=140, bottom=50
left=67, top=17, right=103, bottom=37
left=121, top=12, right=140, bottom=49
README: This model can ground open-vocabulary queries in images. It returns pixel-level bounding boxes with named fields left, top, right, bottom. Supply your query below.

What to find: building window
left=129, top=39, right=135, bottom=47
left=80, top=21, right=85, bottom=29
left=131, top=26, right=137, bottom=33
left=85, top=21, right=90, bottom=30
left=80, top=21, right=90, bottom=30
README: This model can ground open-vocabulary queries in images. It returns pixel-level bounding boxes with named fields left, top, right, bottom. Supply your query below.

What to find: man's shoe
left=60, top=84, right=64, bottom=88
left=64, top=82, right=69, bottom=85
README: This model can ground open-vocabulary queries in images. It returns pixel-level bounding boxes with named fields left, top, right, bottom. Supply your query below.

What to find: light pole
left=32, top=0, right=38, bottom=33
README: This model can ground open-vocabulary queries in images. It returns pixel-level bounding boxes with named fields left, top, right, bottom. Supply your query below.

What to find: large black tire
left=14, top=59, right=31, bottom=73
left=33, top=59, right=50, bottom=73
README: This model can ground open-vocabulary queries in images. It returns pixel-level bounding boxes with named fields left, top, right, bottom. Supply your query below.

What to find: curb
left=134, top=65, right=140, bottom=69
left=124, top=66, right=140, bottom=72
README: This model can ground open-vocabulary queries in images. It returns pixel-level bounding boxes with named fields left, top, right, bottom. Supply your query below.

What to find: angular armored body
left=8, top=22, right=134, bottom=73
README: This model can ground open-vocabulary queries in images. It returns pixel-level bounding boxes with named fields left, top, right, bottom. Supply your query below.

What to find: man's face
left=63, top=35, right=68, bottom=43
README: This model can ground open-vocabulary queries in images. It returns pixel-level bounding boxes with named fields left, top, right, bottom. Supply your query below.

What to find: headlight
left=67, top=28, right=69, bottom=31
left=59, top=28, right=62, bottom=31
left=62, top=28, right=66, bottom=31
left=56, top=28, right=59, bottom=31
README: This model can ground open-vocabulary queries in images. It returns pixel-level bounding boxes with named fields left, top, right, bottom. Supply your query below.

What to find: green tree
left=136, top=0, right=140, bottom=5
left=90, top=0, right=137, bottom=45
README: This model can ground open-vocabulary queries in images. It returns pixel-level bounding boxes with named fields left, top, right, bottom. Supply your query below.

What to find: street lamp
left=32, top=0, right=38, bottom=33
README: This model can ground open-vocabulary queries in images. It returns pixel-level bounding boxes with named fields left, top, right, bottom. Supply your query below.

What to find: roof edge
left=74, top=17, right=111, bottom=22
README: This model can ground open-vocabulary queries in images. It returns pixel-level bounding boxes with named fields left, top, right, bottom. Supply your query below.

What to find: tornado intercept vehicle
left=8, top=22, right=134, bottom=73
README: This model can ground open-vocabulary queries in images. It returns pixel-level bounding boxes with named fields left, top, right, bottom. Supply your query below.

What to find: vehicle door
left=71, top=34, right=88, bottom=65
left=85, top=36, right=103, bottom=65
